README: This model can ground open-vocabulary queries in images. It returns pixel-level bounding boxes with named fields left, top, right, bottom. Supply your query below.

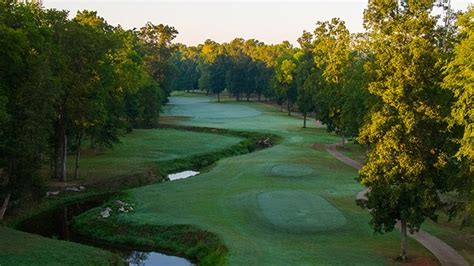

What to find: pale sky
left=43, top=0, right=472, bottom=46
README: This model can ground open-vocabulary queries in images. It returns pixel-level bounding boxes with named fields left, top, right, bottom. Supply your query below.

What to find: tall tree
left=0, top=2, right=57, bottom=215
left=357, top=0, right=454, bottom=260
left=295, top=31, right=316, bottom=127
left=312, top=18, right=351, bottom=143
left=139, top=22, right=178, bottom=102
left=442, top=6, right=474, bottom=222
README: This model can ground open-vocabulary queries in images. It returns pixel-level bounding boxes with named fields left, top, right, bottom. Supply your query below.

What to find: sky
left=43, top=0, right=472, bottom=46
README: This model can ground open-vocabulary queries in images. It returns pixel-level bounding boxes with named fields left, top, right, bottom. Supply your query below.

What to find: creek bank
left=71, top=125, right=280, bottom=265
left=7, top=125, right=280, bottom=265
left=18, top=195, right=194, bottom=265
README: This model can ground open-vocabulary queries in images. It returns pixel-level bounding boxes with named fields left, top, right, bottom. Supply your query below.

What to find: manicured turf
left=0, top=226, right=120, bottom=265
left=257, top=190, right=347, bottom=233
left=60, top=128, right=242, bottom=182
left=75, top=95, right=437, bottom=265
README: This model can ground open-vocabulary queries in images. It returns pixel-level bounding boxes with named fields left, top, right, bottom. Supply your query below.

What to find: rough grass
left=337, top=142, right=367, bottom=165
left=74, top=95, right=437, bottom=265
left=59, top=128, right=242, bottom=182
left=0, top=226, right=121, bottom=265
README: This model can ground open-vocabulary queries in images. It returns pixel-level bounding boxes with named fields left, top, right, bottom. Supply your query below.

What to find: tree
left=295, top=31, right=316, bottom=127
left=0, top=2, right=57, bottom=215
left=139, top=22, right=178, bottom=102
left=338, top=33, right=373, bottom=139
left=357, top=0, right=454, bottom=260
left=312, top=18, right=351, bottom=143
left=442, top=6, right=474, bottom=223
left=274, top=42, right=297, bottom=116
left=198, top=40, right=227, bottom=101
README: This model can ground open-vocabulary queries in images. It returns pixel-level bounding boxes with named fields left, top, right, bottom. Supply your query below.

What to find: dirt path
left=324, top=143, right=469, bottom=266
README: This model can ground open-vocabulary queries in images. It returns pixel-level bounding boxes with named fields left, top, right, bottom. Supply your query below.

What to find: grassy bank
left=0, top=226, right=122, bottom=265
left=73, top=200, right=228, bottom=265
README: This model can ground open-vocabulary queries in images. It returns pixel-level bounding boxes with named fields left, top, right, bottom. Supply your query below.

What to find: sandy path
left=324, top=143, right=469, bottom=266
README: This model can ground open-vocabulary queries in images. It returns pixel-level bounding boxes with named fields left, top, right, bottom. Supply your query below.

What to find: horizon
left=43, top=0, right=472, bottom=46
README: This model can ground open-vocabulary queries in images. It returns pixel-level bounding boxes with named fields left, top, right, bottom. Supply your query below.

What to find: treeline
left=171, top=21, right=371, bottom=138
left=0, top=1, right=177, bottom=210
left=170, top=2, right=473, bottom=259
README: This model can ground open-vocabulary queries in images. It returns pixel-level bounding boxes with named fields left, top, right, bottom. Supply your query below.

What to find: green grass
left=54, top=128, right=242, bottom=183
left=74, top=95, right=437, bottom=265
left=0, top=226, right=121, bottom=265
left=337, top=142, right=368, bottom=165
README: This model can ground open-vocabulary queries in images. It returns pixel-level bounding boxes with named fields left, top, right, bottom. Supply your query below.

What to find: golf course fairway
left=74, top=95, right=437, bottom=265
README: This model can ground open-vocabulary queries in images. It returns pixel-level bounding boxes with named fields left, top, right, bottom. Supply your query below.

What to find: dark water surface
left=19, top=196, right=193, bottom=265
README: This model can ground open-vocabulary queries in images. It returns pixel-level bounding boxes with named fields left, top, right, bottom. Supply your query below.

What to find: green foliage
left=139, top=22, right=178, bottom=101
left=442, top=6, right=474, bottom=222
left=0, top=1, right=175, bottom=197
left=357, top=2, right=455, bottom=256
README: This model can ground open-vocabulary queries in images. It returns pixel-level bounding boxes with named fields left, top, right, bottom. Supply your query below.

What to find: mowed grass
left=0, top=226, right=120, bottom=265
left=76, top=95, right=437, bottom=265
left=59, top=128, right=242, bottom=182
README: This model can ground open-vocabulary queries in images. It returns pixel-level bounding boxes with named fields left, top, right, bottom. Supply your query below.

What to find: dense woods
left=0, top=1, right=176, bottom=215
left=0, top=0, right=473, bottom=260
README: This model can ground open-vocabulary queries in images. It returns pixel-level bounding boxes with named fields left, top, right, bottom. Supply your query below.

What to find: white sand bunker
left=270, top=164, right=314, bottom=177
left=167, top=171, right=199, bottom=181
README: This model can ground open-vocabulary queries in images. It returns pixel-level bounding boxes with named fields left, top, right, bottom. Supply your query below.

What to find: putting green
left=269, top=164, right=314, bottom=177
left=257, top=190, right=346, bottom=233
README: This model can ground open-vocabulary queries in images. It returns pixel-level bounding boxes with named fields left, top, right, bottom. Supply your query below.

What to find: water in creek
left=19, top=196, right=194, bottom=265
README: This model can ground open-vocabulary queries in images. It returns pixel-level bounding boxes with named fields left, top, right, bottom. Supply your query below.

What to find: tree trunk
left=341, top=135, right=345, bottom=147
left=257, top=92, right=261, bottom=101
left=400, top=220, right=408, bottom=261
left=303, top=112, right=307, bottom=128
left=0, top=193, right=11, bottom=220
left=55, top=116, right=68, bottom=182
left=247, top=93, right=250, bottom=101
left=217, top=91, right=220, bottom=103
left=74, top=133, right=82, bottom=180
left=287, top=101, right=291, bottom=116
left=64, top=206, right=69, bottom=241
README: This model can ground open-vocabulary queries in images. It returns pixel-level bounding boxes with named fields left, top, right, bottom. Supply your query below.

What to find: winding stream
left=19, top=196, right=193, bottom=266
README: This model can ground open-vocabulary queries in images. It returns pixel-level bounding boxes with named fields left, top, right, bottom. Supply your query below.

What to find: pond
left=19, top=196, right=194, bottom=266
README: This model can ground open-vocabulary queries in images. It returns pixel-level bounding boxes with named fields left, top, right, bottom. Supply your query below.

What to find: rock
left=46, top=191, right=60, bottom=197
left=100, top=207, right=112, bottom=218
left=257, top=138, right=272, bottom=147
left=65, top=186, right=86, bottom=192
